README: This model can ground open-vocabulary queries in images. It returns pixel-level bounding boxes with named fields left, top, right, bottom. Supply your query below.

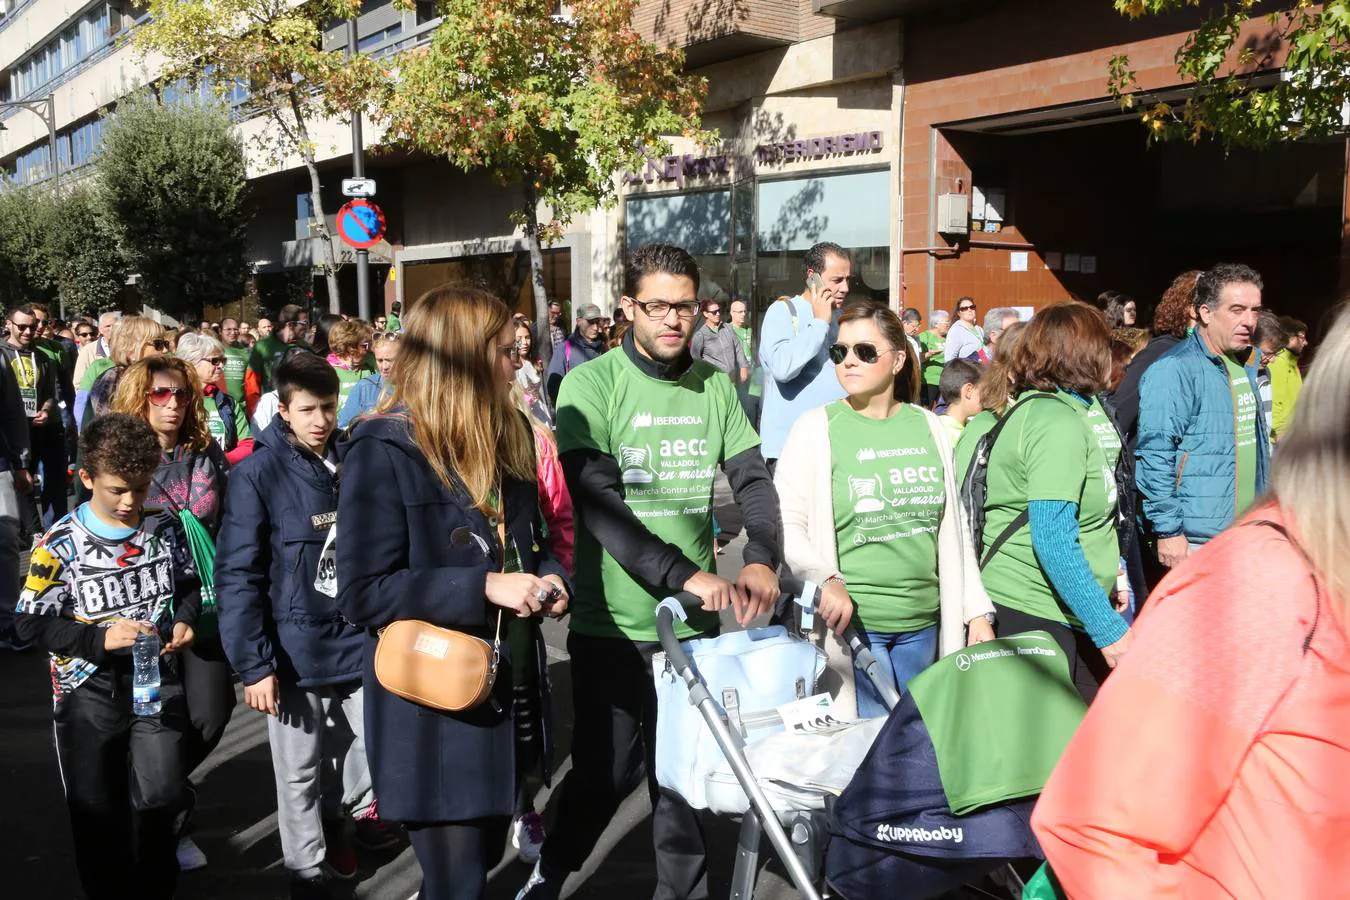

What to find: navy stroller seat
left=825, top=687, right=1042, bottom=900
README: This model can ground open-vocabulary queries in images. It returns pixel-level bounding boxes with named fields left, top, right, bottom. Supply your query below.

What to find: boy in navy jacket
left=16, top=414, right=201, bottom=900
left=216, top=354, right=387, bottom=899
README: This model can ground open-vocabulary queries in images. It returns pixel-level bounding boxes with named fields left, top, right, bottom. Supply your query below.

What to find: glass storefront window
left=625, top=190, right=731, bottom=301
left=756, top=169, right=892, bottom=309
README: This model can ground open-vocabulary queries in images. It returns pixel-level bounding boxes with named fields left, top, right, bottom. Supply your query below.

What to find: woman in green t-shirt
left=777, top=302, right=995, bottom=719
left=325, top=319, right=376, bottom=408
left=977, top=302, right=1131, bottom=703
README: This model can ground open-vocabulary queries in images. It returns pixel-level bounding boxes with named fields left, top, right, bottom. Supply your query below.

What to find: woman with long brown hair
left=975, top=302, right=1131, bottom=702
left=111, top=356, right=234, bottom=872
left=336, top=286, right=570, bottom=900
left=776, top=300, right=993, bottom=717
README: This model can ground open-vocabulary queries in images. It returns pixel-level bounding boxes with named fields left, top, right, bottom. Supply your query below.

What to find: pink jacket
left=534, top=427, right=573, bottom=574
left=1032, top=506, right=1350, bottom=898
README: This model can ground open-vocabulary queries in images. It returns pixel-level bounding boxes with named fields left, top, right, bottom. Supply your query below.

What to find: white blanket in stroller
left=704, top=717, right=887, bottom=816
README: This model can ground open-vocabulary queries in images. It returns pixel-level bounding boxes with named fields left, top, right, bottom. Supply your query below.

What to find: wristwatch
left=971, top=612, right=996, bottom=627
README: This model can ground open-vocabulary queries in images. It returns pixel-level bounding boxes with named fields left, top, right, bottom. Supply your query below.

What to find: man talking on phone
left=758, top=241, right=852, bottom=472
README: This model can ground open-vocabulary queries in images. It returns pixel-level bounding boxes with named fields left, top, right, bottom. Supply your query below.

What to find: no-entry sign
left=337, top=199, right=386, bottom=249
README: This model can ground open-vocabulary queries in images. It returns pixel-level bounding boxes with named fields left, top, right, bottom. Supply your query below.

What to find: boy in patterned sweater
left=15, top=413, right=201, bottom=900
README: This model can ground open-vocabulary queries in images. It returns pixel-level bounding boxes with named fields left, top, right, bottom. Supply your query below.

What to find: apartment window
left=11, top=3, right=123, bottom=98
left=358, top=22, right=402, bottom=51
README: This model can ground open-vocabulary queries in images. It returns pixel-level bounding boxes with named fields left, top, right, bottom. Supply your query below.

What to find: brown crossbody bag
left=373, top=514, right=505, bottom=712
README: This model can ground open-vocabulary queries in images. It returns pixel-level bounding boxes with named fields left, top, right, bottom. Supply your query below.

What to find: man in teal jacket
left=1135, top=263, right=1269, bottom=574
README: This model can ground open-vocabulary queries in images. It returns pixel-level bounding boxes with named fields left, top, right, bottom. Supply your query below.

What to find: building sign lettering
left=623, top=153, right=730, bottom=188
left=756, top=131, right=884, bottom=164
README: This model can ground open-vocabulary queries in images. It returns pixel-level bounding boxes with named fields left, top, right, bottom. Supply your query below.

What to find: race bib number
left=20, top=386, right=37, bottom=418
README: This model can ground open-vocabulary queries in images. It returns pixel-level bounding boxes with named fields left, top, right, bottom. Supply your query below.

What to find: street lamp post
left=0, top=95, right=60, bottom=196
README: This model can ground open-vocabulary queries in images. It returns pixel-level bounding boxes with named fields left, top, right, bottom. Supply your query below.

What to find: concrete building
left=0, top=0, right=1341, bottom=333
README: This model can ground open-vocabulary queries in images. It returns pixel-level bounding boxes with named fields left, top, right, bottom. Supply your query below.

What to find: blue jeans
left=852, top=625, right=939, bottom=719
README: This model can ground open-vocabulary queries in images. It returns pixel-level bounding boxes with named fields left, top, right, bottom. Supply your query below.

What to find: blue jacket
left=337, top=373, right=388, bottom=429
left=335, top=413, right=569, bottom=823
left=757, top=296, right=845, bottom=459
left=1135, top=330, right=1270, bottom=544
left=215, top=416, right=363, bottom=688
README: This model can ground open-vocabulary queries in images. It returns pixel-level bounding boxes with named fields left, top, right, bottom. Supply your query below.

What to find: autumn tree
left=96, top=94, right=250, bottom=319
left=381, top=0, right=709, bottom=363
left=131, top=0, right=387, bottom=312
left=1109, top=1, right=1350, bottom=147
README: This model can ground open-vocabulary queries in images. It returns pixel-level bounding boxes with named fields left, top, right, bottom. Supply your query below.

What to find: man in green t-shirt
left=918, top=310, right=950, bottom=408
left=219, top=317, right=251, bottom=407
left=247, top=304, right=310, bottom=399
left=1136, top=263, right=1268, bottom=573
left=729, top=296, right=762, bottom=426
left=517, top=243, right=782, bottom=900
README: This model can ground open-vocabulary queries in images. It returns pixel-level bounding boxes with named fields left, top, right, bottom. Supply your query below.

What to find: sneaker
left=176, top=836, right=208, bottom=872
left=510, top=812, right=547, bottom=864
left=515, top=859, right=564, bottom=900
left=321, top=818, right=358, bottom=879
left=353, top=800, right=400, bottom=852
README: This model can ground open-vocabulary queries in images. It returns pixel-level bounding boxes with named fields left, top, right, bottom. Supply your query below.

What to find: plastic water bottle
left=132, top=631, right=162, bottom=716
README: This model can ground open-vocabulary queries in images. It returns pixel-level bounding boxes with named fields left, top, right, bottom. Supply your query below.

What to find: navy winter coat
left=335, top=414, right=569, bottom=823
left=215, top=416, right=363, bottom=688
left=1135, top=329, right=1270, bottom=544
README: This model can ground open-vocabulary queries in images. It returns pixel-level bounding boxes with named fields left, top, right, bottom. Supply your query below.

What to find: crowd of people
left=0, top=236, right=1344, bottom=900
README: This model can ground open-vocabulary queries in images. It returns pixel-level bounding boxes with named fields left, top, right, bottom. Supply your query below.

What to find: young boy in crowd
left=216, top=353, right=391, bottom=900
left=16, top=413, right=201, bottom=900
left=938, top=358, right=984, bottom=442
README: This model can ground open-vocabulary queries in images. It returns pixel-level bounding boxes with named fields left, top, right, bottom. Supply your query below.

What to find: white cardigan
left=775, top=403, right=994, bottom=714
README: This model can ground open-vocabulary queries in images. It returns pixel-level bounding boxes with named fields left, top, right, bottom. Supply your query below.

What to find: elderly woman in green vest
left=177, top=332, right=251, bottom=461
left=325, top=319, right=376, bottom=408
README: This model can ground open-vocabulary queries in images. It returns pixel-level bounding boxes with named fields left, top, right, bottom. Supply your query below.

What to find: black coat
left=335, top=414, right=568, bottom=823
left=215, top=417, right=363, bottom=688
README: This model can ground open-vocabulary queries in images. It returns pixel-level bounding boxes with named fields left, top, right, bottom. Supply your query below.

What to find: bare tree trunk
left=523, top=179, right=552, bottom=368
left=290, top=90, right=342, bottom=314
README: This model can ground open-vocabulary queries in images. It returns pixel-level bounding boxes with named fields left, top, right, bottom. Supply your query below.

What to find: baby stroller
left=654, top=581, right=1058, bottom=900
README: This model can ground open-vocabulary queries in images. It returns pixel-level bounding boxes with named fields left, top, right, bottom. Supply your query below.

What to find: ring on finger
left=534, top=588, right=549, bottom=603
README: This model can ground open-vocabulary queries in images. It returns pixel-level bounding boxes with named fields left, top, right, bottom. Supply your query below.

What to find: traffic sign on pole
left=336, top=199, right=386, bottom=250
left=342, top=177, right=377, bottom=198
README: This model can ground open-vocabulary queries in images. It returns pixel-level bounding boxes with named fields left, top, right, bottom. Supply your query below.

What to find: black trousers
left=541, top=633, right=709, bottom=900
left=180, top=633, right=236, bottom=776
left=993, top=603, right=1112, bottom=704
left=54, top=668, right=186, bottom=900
left=31, top=424, right=68, bottom=528
left=406, top=818, right=509, bottom=900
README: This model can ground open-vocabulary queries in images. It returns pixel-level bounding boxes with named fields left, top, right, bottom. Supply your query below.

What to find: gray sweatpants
left=267, top=679, right=373, bottom=876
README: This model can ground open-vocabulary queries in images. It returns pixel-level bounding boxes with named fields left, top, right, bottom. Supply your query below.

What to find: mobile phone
left=807, top=272, right=824, bottom=292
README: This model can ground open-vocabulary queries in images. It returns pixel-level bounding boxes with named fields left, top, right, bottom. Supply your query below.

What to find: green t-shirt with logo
left=333, top=363, right=374, bottom=409
left=954, top=409, right=997, bottom=485
left=206, top=393, right=230, bottom=447
left=556, top=350, right=760, bottom=641
left=980, top=391, right=1120, bottom=627
left=223, top=344, right=250, bottom=403
left=827, top=402, right=943, bottom=633
left=1224, top=353, right=1259, bottom=514
left=919, top=331, right=945, bottom=386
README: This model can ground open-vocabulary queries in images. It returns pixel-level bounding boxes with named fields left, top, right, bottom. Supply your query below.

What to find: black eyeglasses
left=9, top=321, right=35, bottom=332
left=149, top=339, right=172, bottom=351
left=958, top=304, right=977, bottom=313
left=829, top=342, right=897, bottom=365
left=624, top=297, right=701, bottom=320
left=705, top=308, right=722, bottom=316
left=203, top=356, right=226, bottom=367
left=76, top=330, right=96, bottom=339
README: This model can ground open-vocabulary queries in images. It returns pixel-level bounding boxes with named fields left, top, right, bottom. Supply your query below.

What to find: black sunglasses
left=958, top=304, right=976, bottom=312
left=829, top=342, right=897, bottom=365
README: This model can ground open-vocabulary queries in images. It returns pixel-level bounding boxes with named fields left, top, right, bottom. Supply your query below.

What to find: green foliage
left=46, top=186, right=128, bottom=317
left=1110, top=1, right=1350, bottom=147
left=96, top=94, right=251, bottom=319
left=0, top=185, right=125, bottom=316
left=381, top=0, right=710, bottom=241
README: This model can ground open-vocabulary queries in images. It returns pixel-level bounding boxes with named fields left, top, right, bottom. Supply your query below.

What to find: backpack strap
left=1245, top=519, right=1321, bottom=654
left=778, top=296, right=799, bottom=336
left=976, top=392, right=1062, bottom=571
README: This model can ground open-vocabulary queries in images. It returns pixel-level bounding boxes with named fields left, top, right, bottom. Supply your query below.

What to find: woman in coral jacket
left=1031, top=304, right=1350, bottom=899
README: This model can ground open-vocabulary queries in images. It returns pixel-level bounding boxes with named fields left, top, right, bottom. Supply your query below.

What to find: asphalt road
left=3, top=480, right=813, bottom=900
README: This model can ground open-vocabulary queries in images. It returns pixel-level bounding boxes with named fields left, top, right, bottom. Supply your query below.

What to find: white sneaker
left=510, top=812, right=547, bottom=864
left=514, top=859, right=563, bottom=900
left=177, top=836, right=208, bottom=871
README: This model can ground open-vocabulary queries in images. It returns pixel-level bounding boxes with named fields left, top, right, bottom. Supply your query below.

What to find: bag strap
left=975, top=392, right=1061, bottom=570
left=1246, top=519, right=1320, bottom=653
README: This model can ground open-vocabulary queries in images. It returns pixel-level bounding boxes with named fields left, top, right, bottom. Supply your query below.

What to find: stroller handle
left=655, top=592, right=703, bottom=674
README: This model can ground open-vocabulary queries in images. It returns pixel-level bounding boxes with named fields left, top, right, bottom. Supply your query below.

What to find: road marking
left=228, top=812, right=279, bottom=852
left=546, top=644, right=570, bottom=662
